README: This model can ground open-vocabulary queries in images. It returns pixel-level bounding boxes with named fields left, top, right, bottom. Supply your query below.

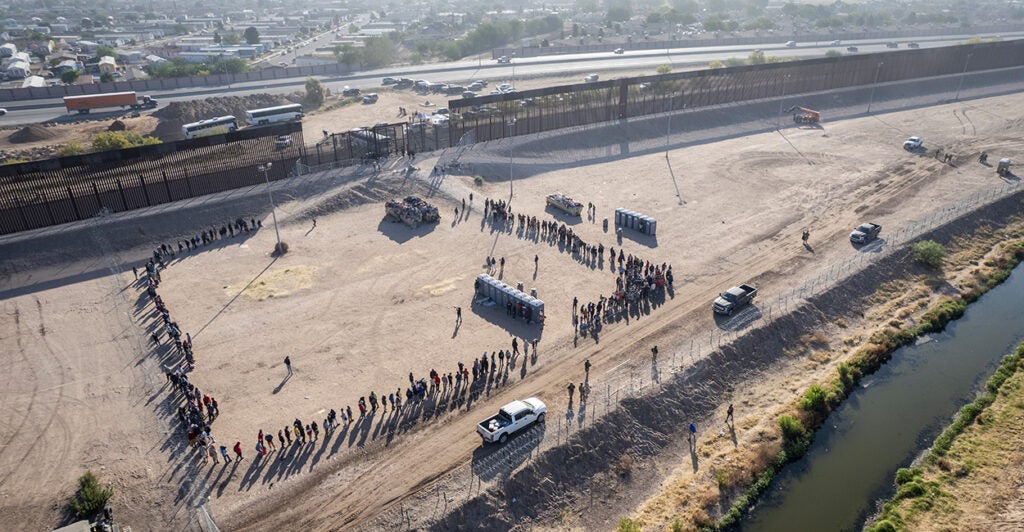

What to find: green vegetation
left=656, top=64, right=672, bottom=75
left=61, top=70, right=79, bottom=85
left=66, top=471, right=113, bottom=519
left=913, top=240, right=946, bottom=269
left=243, top=26, right=260, bottom=44
left=335, top=36, right=398, bottom=69
left=148, top=57, right=250, bottom=78
left=438, top=15, right=562, bottom=61
left=57, top=141, right=88, bottom=157
left=92, top=131, right=161, bottom=152
left=304, top=77, right=326, bottom=108
left=618, top=517, right=643, bottom=532
left=825, top=50, right=843, bottom=58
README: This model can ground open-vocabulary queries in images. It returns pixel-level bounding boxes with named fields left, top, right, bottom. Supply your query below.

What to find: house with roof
left=6, top=52, right=32, bottom=78
left=98, top=55, right=117, bottom=73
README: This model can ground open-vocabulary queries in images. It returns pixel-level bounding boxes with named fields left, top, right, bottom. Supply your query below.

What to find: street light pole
left=954, top=53, right=972, bottom=101
left=867, top=62, right=883, bottom=113
left=776, top=74, right=790, bottom=129
left=259, top=162, right=283, bottom=254
left=508, top=119, right=516, bottom=201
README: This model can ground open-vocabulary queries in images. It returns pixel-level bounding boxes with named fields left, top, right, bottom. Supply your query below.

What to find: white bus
left=245, top=104, right=304, bottom=126
left=182, top=116, right=239, bottom=139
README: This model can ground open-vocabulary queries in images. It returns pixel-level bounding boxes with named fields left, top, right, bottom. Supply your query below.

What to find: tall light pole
left=776, top=74, right=791, bottom=129
left=867, top=62, right=884, bottom=113
left=259, top=162, right=283, bottom=254
left=954, top=53, right=972, bottom=101
left=507, top=119, right=516, bottom=201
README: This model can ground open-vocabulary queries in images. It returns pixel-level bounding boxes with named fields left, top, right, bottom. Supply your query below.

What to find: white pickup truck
left=476, top=398, right=547, bottom=444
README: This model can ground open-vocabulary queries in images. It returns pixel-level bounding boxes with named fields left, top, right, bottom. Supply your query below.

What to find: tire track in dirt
left=0, top=303, right=39, bottom=488
left=962, top=108, right=977, bottom=136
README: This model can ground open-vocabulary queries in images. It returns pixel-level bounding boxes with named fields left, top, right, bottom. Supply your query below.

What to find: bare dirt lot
left=1, top=85, right=1022, bottom=530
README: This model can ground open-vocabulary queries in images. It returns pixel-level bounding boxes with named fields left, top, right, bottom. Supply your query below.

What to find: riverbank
left=620, top=197, right=1024, bottom=529
left=865, top=341, right=1024, bottom=530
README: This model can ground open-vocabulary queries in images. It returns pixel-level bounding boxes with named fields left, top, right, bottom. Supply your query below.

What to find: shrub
left=618, top=518, right=642, bottom=532
left=912, top=240, right=946, bottom=269
left=473, top=175, right=484, bottom=185
left=67, top=471, right=113, bottom=518
left=615, top=454, right=634, bottom=477
left=800, top=384, right=829, bottom=415
left=778, top=415, right=806, bottom=441
left=274, top=241, right=289, bottom=256
left=894, top=467, right=920, bottom=485
left=92, top=131, right=161, bottom=152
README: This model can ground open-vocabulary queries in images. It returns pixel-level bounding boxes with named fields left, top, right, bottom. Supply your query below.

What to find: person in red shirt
left=233, top=441, right=244, bottom=462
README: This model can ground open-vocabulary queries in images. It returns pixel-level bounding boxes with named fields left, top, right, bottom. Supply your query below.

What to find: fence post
left=66, top=186, right=81, bottom=220
left=163, top=171, right=173, bottom=201
left=138, top=174, right=151, bottom=206
left=92, top=182, right=102, bottom=210
left=41, top=191, right=55, bottom=225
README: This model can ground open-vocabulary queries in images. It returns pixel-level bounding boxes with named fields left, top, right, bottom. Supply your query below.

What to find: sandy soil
left=1, top=84, right=1022, bottom=531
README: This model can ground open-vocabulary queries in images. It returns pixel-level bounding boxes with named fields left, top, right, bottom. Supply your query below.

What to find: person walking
left=801, top=230, right=810, bottom=245
left=265, top=432, right=276, bottom=451
left=567, top=382, right=575, bottom=403
left=689, top=422, right=697, bottom=447
left=579, top=381, right=587, bottom=404
left=584, top=359, right=591, bottom=380
left=456, top=306, right=462, bottom=324
left=512, top=338, right=519, bottom=356
left=284, top=356, right=292, bottom=375
left=233, top=441, right=244, bottom=462
left=132, top=266, right=138, bottom=280
left=726, top=404, right=734, bottom=424
left=219, top=445, right=230, bottom=463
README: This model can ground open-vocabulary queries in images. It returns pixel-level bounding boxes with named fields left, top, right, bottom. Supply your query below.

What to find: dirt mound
left=108, top=120, right=127, bottom=131
left=8, top=125, right=57, bottom=144
left=152, top=94, right=294, bottom=141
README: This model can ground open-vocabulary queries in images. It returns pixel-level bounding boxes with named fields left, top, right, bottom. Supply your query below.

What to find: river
left=742, top=264, right=1024, bottom=531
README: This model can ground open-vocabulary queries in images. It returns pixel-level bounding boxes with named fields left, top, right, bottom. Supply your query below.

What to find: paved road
left=1, top=31, right=1018, bottom=126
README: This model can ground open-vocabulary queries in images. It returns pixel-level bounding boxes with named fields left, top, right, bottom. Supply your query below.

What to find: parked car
left=584, top=74, right=599, bottom=82
left=274, top=135, right=292, bottom=149
left=496, top=83, right=515, bottom=93
left=468, top=82, right=485, bottom=91
left=362, top=93, right=379, bottom=104
left=434, top=108, right=449, bottom=116
left=381, top=77, right=398, bottom=85
left=850, top=222, right=882, bottom=244
left=907, top=42, right=920, bottom=48
left=847, top=46, right=859, bottom=52
left=342, top=86, right=361, bottom=96
left=473, top=80, right=488, bottom=87
left=903, top=136, right=923, bottom=150
left=613, top=47, right=625, bottom=54
left=476, top=398, right=546, bottom=444
left=445, top=85, right=465, bottom=95
left=462, top=91, right=477, bottom=99
left=496, top=55, right=511, bottom=63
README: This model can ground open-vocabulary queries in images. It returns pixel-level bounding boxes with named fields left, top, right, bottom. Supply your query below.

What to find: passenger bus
left=245, top=104, right=304, bottom=126
left=182, top=116, right=239, bottom=139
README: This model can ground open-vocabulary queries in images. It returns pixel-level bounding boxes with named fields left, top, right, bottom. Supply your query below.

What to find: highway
left=1, top=31, right=1019, bottom=127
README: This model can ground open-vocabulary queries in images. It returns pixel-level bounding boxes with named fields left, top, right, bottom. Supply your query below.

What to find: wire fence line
left=366, top=176, right=1023, bottom=530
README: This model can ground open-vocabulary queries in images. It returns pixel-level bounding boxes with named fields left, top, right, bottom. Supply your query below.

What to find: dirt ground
left=1, top=84, right=1022, bottom=531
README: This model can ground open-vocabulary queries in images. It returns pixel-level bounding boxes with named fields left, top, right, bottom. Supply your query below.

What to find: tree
left=61, top=70, right=79, bottom=84
left=213, top=31, right=221, bottom=44
left=67, top=471, right=113, bottom=519
left=92, top=131, right=160, bottom=152
left=360, top=36, right=397, bottom=68
left=100, top=72, right=114, bottom=82
left=243, top=26, right=260, bottom=44
left=748, top=50, right=766, bottom=64
left=222, top=33, right=241, bottom=45
left=304, top=77, right=325, bottom=108
left=334, top=44, right=360, bottom=67
left=95, top=45, right=116, bottom=59
left=606, top=6, right=631, bottom=22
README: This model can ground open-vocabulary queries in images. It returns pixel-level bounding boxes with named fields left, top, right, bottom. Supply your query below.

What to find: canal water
left=743, top=264, right=1024, bottom=531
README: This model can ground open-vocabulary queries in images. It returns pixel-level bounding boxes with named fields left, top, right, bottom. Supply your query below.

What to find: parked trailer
left=63, top=92, right=158, bottom=114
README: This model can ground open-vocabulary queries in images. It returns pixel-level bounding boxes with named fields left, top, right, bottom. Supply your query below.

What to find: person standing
left=567, top=382, right=575, bottom=403
left=220, top=445, right=230, bottom=463
left=233, top=441, right=244, bottom=462
left=265, top=432, right=276, bottom=451
left=584, top=359, right=591, bottom=380
left=726, top=404, right=734, bottom=424
left=512, top=338, right=519, bottom=356
left=689, top=422, right=697, bottom=447
left=456, top=306, right=462, bottom=324
left=284, top=356, right=292, bottom=375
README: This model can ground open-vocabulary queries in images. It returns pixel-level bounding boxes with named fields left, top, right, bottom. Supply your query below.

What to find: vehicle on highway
left=63, top=92, right=157, bottom=114
left=886, top=41, right=899, bottom=48
left=381, top=77, right=398, bottom=85
left=274, top=135, right=292, bottom=149
left=847, top=46, right=859, bottom=52
left=477, top=398, right=546, bottom=444
left=362, top=93, right=379, bottom=104
left=713, top=284, right=757, bottom=315
left=850, top=222, right=882, bottom=244
left=182, top=116, right=238, bottom=139
left=496, top=55, right=511, bottom=63
left=907, top=42, right=920, bottom=48
left=903, top=136, right=923, bottom=150
left=584, top=74, right=599, bottom=82
left=0, top=108, right=6, bottom=116
left=830, top=40, right=841, bottom=46
left=613, top=47, right=625, bottom=54
left=342, top=86, right=361, bottom=97
left=245, top=103, right=304, bottom=126
left=785, top=40, right=797, bottom=47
